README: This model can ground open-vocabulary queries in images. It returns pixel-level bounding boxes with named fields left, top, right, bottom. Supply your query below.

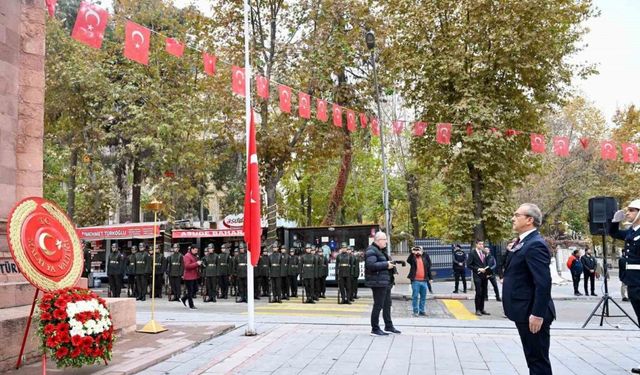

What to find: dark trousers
left=454, top=269, right=467, bottom=292
left=338, top=276, right=351, bottom=301
left=205, top=276, right=217, bottom=300
left=270, top=277, right=282, bottom=300
left=484, top=276, right=500, bottom=299
left=515, top=320, right=552, bottom=375
left=184, top=279, right=198, bottom=308
left=153, top=273, right=163, bottom=297
left=127, top=274, right=137, bottom=297
left=218, top=275, right=229, bottom=298
left=108, top=274, right=123, bottom=297
left=135, top=275, right=147, bottom=299
left=289, top=275, right=298, bottom=297
left=169, top=276, right=181, bottom=299
left=282, top=276, right=290, bottom=297
left=474, top=277, right=487, bottom=312
left=351, top=277, right=358, bottom=298
left=571, top=272, right=581, bottom=293
left=259, top=276, right=270, bottom=296
left=628, top=285, right=640, bottom=322
left=238, top=277, right=247, bottom=300
left=303, top=278, right=314, bottom=300
left=370, top=286, right=393, bottom=331
left=583, top=271, right=595, bottom=294
left=321, top=276, right=327, bottom=295
left=314, top=278, right=322, bottom=297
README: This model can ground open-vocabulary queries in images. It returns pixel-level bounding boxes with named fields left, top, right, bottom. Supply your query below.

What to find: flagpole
left=243, top=0, right=257, bottom=337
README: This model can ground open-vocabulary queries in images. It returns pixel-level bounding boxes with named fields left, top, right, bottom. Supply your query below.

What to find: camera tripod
left=582, top=225, right=639, bottom=328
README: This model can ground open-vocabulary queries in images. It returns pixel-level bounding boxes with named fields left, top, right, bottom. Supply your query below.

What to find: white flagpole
left=244, top=0, right=257, bottom=336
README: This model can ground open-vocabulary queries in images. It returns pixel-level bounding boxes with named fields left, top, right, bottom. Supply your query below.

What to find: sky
left=102, top=0, right=640, bottom=124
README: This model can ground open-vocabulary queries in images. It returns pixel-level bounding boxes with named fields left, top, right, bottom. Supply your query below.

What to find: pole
left=370, top=49, right=392, bottom=248
left=151, top=210, right=157, bottom=322
left=243, top=0, right=256, bottom=336
left=16, top=288, right=39, bottom=369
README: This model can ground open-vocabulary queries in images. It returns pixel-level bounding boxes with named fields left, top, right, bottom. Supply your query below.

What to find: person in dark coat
left=336, top=243, right=352, bottom=304
left=406, top=246, right=431, bottom=316
left=288, top=249, right=300, bottom=298
left=126, top=247, right=137, bottom=298
left=82, top=241, right=92, bottom=278
left=580, top=246, right=597, bottom=296
left=203, top=245, right=218, bottom=302
left=258, top=247, right=270, bottom=297
left=269, top=243, right=283, bottom=303
left=181, top=246, right=202, bottom=309
left=482, top=246, right=502, bottom=302
left=107, top=243, right=125, bottom=297
left=503, top=203, right=556, bottom=375
left=166, top=244, right=184, bottom=301
left=300, top=244, right=316, bottom=303
left=365, top=232, right=401, bottom=336
left=134, top=243, right=150, bottom=301
left=217, top=244, right=231, bottom=299
left=280, top=245, right=290, bottom=300
left=467, top=241, right=490, bottom=316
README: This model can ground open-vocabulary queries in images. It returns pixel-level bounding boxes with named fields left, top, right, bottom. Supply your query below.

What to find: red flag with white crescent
left=436, top=123, right=452, bottom=144
left=553, top=136, right=569, bottom=157
left=298, top=92, right=311, bottom=119
left=622, top=143, right=639, bottom=163
left=413, top=122, right=427, bottom=137
left=371, top=118, right=380, bottom=136
left=243, top=111, right=261, bottom=266
left=346, top=110, right=356, bottom=132
left=600, top=140, right=617, bottom=160
left=332, top=104, right=343, bottom=127
left=256, top=75, right=269, bottom=99
left=203, top=52, right=217, bottom=76
left=530, top=133, right=546, bottom=154
left=124, top=21, right=151, bottom=65
left=165, top=38, right=184, bottom=57
left=232, top=66, right=246, bottom=97
left=316, top=99, right=328, bottom=122
left=71, top=1, right=109, bottom=49
left=392, top=121, right=404, bottom=135
left=278, top=85, right=292, bottom=113
left=360, top=113, right=368, bottom=128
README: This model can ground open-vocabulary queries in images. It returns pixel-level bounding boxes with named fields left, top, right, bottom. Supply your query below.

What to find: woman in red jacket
left=182, top=246, right=202, bottom=309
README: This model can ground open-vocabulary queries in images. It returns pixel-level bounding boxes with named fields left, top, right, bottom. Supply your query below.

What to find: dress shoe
left=623, top=297, right=629, bottom=302
left=452, top=290, right=459, bottom=294
left=419, top=312, right=427, bottom=316
left=384, top=327, right=401, bottom=334
left=306, top=300, right=315, bottom=304
left=181, top=297, right=186, bottom=307
left=254, top=296, right=260, bottom=300
left=189, top=306, right=197, bottom=309
left=481, top=311, right=490, bottom=315
left=591, top=293, right=597, bottom=297
left=370, top=329, right=389, bottom=337
left=631, top=367, right=640, bottom=374
left=475, top=311, right=483, bottom=316
left=496, top=297, right=502, bottom=302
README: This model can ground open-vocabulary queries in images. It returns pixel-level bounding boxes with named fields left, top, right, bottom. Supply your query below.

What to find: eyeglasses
left=513, top=213, right=530, bottom=218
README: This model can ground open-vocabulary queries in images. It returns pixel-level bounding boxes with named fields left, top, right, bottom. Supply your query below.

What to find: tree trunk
left=132, top=159, right=142, bottom=223
left=265, top=175, right=278, bottom=245
left=322, top=129, right=352, bottom=225
left=406, top=172, right=420, bottom=237
left=468, top=162, right=486, bottom=242
left=115, top=160, right=128, bottom=223
left=306, top=183, right=312, bottom=226
left=66, top=147, right=78, bottom=219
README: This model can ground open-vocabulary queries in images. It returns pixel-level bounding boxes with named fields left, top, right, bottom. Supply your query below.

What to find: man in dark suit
left=467, top=241, right=490, bottom=316
left=503, top=203, right=555, bottom=375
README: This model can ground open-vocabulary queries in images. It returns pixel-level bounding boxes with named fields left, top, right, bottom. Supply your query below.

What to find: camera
left=390, top=260, right=406, bottom=267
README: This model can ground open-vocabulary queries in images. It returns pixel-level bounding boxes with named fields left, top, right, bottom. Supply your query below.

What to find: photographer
left=365, top=232, right=401, bottom=336
left=407, top=246, right=432, bottom=317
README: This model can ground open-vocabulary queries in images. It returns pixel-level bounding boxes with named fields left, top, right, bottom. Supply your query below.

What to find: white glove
left=612, top=209, right=625, bottom=223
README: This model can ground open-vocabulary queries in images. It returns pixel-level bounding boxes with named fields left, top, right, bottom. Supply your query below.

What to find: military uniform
left=107, top=247, right=125, bottom=297
left=126, top=250, right=137, bottom=297
left=313, top=251, right=323, bottom=300
left=235, top=250, right=248, bottom=302
left=349, top=251, right=360, bottom=300
left=336, top=248, right=352, bottom=304
left=257, top=251, right=270, bottom=296
left=320, top=253, right=328, bottom=298
left=281, top=247, right=290, bottom=300
left=165, top=249, right=184, bottom=301
left=269, top=250, right=283, bottom=302
left=82, top=244, right=92, bottom=278
left=452, top=245, right=468, bottom=293
left=203, top=251, right=219, bottom=302
left=217, top=248, right=231, bottom=299
left=288, top=251, right=300, bottom=298
left=134, top=250, right=150, bottom=301
left=300, top=246, right=316, bottom=303
left=151, top=250, right=165, bottom=298
left=611, top=219, right=640, bottom=321
left=229, top=250, right=238, bottom=297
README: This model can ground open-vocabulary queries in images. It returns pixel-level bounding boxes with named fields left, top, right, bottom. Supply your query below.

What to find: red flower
left=58, top=331, right=70, bottom=343
left=40, top=311, right=52, bottom=321
left=55, top=346, right=69, bottom=359
left=83, top=346, right=93, bottom=356
left=54, top=298, right=67, bottom=310
left=71, top=335, right=83, bottom=347
left=53, top=309, right=67, bottom=320
left=81, top=336, right=94, bottom=347
left=46, top=336, right=58, bottom=348
left=43, top=324, right=56, bottom=335
left=56, top=322, right=70, bottom=332
left=70, top=348, right=81, bottom=358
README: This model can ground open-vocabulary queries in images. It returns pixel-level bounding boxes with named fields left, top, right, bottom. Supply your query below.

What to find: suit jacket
left=466, top=249, right=488, bottom=281
left=502, top=230, right=556, bottom=323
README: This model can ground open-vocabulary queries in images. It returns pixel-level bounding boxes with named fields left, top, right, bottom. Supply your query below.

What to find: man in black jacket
left=365, top=232, right=401, bottom=336
left=406, top=246, right=431, bottom=317
left=467, top=240, right=490, bottom=316
left=580, top=246, right=597, bottom=296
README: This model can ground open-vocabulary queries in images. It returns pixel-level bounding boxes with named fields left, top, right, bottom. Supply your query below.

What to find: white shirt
left=518, top=228, right=536, bottom=243
left=633, top=224, right=640, bottom=232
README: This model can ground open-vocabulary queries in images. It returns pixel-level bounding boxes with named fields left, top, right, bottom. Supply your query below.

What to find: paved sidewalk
left=138, top=322, right=640, bottom=375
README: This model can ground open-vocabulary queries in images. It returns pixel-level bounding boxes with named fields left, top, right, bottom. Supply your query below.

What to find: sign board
left=77, top=223, right=161, bottom=240
left=172, top=229, right=244, bottom=238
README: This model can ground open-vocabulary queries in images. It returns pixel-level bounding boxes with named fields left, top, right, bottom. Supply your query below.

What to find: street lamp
left=366, top=30, right=392, bottom=250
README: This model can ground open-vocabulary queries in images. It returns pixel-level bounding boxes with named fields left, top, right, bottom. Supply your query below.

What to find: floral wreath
left=37, top=287, right=114, bottom=368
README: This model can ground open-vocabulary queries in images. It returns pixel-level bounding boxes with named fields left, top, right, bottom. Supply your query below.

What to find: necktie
left=479, top=251, right=485, bottom=263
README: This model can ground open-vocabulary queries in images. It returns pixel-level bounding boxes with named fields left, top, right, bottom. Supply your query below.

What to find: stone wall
left=0, top=0, right=45, bottom=282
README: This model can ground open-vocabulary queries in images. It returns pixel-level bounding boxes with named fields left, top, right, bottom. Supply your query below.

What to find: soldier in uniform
left=258, top=247, right=270, bottom=296
left=336, top=243, right=352, bottom=304
left=126, top=246, right=137, bottom=298
left=292, top=235, right=303, bottom=255
left=349, top=248, right=360, bottom=301
left=134, top=243, right=150, bottom=301
left=280, top=245, right=290, bottom=300
left=452, top=244, right=468, bottom=293
left=229, top=247, right=238, bottom=297
left=107, top=243, right=125, bottom=297
left=300, top=244, right=316, bottom=303
left=288, top=248, right=300, bottom=298
left=269, top=243, right=283, bottom=303
left=203, top=244, right=219, bottom=302
left=235, top=243, right=248, bottom=302
left=166, top=244, right=184, bottom=301
left=151, top=244, right=165, bottom=298
left=217, top=244, right=231, bottom=299
left=611, top=200, right=640, bottom=323
left=313, top=248, right=323, bottom=300
left=320, top=248, right=329, bottom=298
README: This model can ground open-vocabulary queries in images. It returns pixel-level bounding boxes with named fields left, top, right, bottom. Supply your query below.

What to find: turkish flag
left=580, top=137, right=589, bottom=149
left=124, top=21, right=151, bottom=65
left=243, top=111, right=261, bottom=266
left=530, top=133, right=546, bottom=154
left=316, top=99, right=328, bottom=122
left=371, top=118, right=380, bottom=136
left=298, top=92, right=311, bottom=119
left=256, top=75, right=269, bottom=99
left=392, top=121, right=404, bottom=135
left=332, top=104, right=342, bottom=127
left=506, top=129, right=520, bottom=137
left=71, top=2, right=109, bottom=49
left=203, top=52, right=216, bottom=76
left=360, top=113, right=368, bottom=128
left=622, top=143, right=639, bottom=163
left=466, top=124, right=473, bottom=136
left=346, top=110, right=356, bottom=132
left=232, top=66, right=245, bottom=97
left=413, top=122, right=427, bottom=137
left=278, top=85, right=292, bottom=113
left=46, top=0, right=57, bottom=17
left=436, top=123, right=452, bottom=144
left=600, top=140, right=617, bottom=160
left=165, top=38, right=184, bottom=57
left=553, top=136, right=569, bottom=157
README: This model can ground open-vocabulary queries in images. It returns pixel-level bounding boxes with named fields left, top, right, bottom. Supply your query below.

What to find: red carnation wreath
left=37, top=287, right=114, bottom=367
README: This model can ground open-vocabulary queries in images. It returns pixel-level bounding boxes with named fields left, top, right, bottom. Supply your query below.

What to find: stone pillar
left=0, top=0, right=45, bottom=287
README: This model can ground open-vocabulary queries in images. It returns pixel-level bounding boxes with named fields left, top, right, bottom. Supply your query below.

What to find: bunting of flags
left=54, top=1, right=639, bottom=164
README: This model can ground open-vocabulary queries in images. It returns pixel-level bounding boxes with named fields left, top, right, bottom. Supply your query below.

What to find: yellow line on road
left=441, top=299, right=478, bottom=320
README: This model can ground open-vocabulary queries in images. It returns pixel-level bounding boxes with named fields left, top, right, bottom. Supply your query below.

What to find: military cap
left=305, top=243, right=312, bottom=249
left=340, top=242, right=348, bottom=248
